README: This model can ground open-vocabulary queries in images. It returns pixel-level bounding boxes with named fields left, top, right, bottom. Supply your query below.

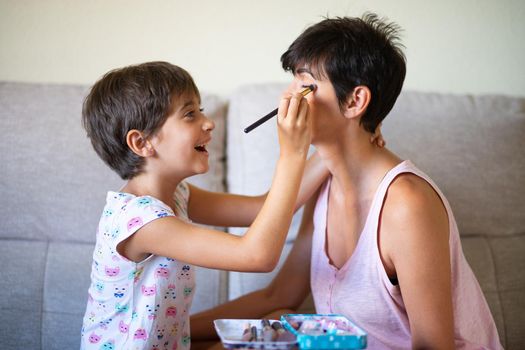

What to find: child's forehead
left=171, top=91, right=201, bottom=108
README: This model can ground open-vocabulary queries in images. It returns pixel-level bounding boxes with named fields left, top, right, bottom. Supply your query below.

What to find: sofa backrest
left=384, top=91, right=525, bottom=236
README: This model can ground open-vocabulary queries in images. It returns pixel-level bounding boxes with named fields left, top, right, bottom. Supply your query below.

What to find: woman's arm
left=380, top=174, right=455, bottom=350
left=190, top=189, right=318, bottom=340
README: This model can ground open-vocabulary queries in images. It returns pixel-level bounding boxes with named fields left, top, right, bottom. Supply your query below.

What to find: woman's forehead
left=294, top=61, right=327, bottom=81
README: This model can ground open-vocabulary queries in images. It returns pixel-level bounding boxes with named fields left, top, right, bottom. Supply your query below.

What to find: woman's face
left=289, top=66, right=346, bottom=145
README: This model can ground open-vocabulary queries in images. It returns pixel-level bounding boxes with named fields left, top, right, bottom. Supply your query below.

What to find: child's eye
left=185, top=108, right=204, bottom=119
left=184, top=111, right=196, bottom=119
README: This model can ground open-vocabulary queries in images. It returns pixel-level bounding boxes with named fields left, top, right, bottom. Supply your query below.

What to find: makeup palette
left=281, top=314, right=367, bottom=349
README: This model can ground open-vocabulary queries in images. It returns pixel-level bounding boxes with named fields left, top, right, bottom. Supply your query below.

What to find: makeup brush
left=244, top=84, right=316, bottom=133
left=261, top=319, right=275, bottom=341
left=270, top=321, right=296, bottom=341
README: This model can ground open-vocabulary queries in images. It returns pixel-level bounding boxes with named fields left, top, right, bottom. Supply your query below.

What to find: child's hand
left=370, top=123, right=386, bottom=147
left=276, top=92, right=311, bottom=158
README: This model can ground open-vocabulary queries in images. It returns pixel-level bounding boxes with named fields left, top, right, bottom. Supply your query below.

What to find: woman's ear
left=126, top=130, right=155, bottom=157
left=343, top=85, right=371, bottom=120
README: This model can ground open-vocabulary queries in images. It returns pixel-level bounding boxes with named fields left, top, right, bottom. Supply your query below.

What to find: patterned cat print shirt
left=81, top=182, right=195, bottom=350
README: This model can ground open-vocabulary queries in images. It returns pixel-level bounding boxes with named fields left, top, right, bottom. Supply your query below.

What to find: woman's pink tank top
left=310, top=160, right=502, bottom=349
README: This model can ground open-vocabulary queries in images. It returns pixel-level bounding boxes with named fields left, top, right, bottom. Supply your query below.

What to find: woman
left=192, top=14, right=501, bottom=349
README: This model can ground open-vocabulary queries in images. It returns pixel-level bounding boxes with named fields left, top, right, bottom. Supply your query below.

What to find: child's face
left=148, top=92, right=214, bottom=178
left=289, top=66, right=347, bottom=144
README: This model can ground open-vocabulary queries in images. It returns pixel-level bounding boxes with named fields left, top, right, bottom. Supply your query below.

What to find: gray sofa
left=1, top=81, right=524, bottom=349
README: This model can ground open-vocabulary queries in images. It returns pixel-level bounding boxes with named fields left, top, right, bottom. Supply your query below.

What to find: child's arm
left=119, top=92, right=311, bottom=272
left=187, top=151, right=327, bottom=227
left=190, top=189, right=318, bottom=341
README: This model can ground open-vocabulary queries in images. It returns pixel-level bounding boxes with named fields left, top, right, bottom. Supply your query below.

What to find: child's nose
left=203, top=116, right=215, bottom=131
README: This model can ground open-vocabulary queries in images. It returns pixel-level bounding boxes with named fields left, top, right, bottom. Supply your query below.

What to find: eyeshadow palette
left=280, top=314, right=367, bottom=349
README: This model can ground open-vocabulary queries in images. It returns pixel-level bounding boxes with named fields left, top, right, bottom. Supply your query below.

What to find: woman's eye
left=199, top=107, right=204, bottom=112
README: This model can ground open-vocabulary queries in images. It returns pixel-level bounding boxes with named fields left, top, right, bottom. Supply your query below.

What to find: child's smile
left=194, top=138, right=210, bottom=154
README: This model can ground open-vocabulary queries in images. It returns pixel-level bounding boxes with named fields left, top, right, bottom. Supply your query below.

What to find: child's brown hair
left=82, top=61, right=199, bottom=179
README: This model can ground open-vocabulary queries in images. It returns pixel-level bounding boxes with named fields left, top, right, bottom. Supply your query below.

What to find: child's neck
left=121, top=173, right=183, bottom=210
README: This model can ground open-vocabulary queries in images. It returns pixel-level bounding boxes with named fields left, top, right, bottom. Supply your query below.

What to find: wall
left=0, top=0, right=524, bottom=97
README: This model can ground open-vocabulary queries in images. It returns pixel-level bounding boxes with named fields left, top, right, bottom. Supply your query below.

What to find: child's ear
left=126, top=130, right=155, bottom=157
left=343, top=85, right=371, bottom=120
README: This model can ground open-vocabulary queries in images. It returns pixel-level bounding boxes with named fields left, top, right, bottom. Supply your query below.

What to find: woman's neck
left=315, top=129, right=401, bottom=195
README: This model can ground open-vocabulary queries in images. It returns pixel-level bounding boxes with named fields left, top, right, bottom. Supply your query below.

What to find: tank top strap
left=364, top=160, right=411, bottom=230
left=364, top=159, right=456, bottom=249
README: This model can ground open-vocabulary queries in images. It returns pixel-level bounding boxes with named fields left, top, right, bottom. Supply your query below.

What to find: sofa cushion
left=0, top=240, right=46, bottom=349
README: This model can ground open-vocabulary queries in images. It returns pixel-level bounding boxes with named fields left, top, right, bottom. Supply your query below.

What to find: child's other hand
left=276, top=92, right=311, bottom=158
left=370, top=123, right=386, bottom=148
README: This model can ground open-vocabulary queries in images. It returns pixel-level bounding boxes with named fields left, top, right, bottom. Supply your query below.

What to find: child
left=190, top=14, right=503, bottom=350
left=79, top=61, right=324, bottom=349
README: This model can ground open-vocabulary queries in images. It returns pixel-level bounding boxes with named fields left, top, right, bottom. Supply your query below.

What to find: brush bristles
left=300, top=84, right=316, bottom=96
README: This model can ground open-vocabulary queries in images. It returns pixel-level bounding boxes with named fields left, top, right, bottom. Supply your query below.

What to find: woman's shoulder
left=389, top=171, right=436, bottom=202
left=384, top=172, right=447, bottom=224
left=380, top=170, right=449, bottom=252
left=378, top=172, right=450, bottom=284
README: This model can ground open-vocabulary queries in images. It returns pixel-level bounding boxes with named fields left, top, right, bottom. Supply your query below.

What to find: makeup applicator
left=244, top=84, right=316, bottom=133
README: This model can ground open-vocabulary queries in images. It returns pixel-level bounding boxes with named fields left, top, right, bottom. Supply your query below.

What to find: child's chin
left=195, top=164, right=210, bottom=175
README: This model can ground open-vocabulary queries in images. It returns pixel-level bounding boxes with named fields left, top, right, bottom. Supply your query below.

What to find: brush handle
left=244, top=107, right=278, bottom=133
left=243, top=85, right=315, bottom=133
